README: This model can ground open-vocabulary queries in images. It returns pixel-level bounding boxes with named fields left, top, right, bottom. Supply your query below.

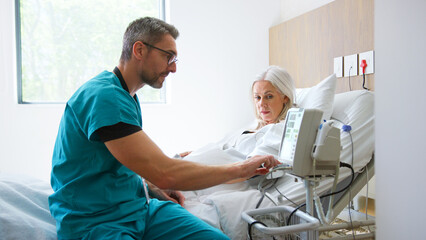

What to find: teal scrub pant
left=76, top=199, right=230, bottom=240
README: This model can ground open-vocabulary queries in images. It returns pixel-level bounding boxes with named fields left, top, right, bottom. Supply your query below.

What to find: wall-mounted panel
left=270, top=0, right=374, bottom=92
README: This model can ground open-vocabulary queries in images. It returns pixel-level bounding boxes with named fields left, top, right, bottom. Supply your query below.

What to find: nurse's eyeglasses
left=142, top=42, right=178, bottom=65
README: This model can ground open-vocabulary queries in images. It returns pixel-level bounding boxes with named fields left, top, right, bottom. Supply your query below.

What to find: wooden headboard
left=269, top=0, right=374, bottom=93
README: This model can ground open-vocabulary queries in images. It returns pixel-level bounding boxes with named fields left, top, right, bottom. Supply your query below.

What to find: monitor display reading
left=277, top=108, right=338, bottom=177
left=279, top=110, right=304, bottom=162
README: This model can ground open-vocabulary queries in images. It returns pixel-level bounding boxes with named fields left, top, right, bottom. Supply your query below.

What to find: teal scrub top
left=48, top=70, right=147, bottom=239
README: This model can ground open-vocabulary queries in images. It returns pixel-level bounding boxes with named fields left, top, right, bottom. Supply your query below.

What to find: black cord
left=248, top=221, right=276, bottom=240
left=362, top=73, right=369, bottom=90
left=286, top=203, right=307, bottom=226
left=322, top=163, right=355, bottom=199
left=255, top=193, right=265, bottom=209
left=286, top=163, right=355, bottom=226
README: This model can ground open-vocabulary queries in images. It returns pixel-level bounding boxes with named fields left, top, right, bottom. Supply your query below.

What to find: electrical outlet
left=359, top=50, right=375, bottom=75
left=344, top=54, right=358, bottom=77
left=334, top=56, right=343, bottom=77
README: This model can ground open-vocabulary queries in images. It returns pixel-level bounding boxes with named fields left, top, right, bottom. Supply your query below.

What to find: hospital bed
left=181, top=74, right=375, bottom=239
left=0, top=73, right=374, bottom=239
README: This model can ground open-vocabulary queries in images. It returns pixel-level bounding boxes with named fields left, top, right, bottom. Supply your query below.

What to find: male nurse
left=49, top=17, right=279, bottom=240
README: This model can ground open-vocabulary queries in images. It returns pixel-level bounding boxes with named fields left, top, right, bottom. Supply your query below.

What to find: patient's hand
left=179, top=151, right=192, bottom=158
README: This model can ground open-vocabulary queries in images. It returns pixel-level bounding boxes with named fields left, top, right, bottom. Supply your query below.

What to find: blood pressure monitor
left=278, top=108, right=340, bottom=178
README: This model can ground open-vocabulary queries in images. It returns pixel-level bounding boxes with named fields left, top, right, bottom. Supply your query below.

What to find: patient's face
left=253, top=80, right=288, bottom=124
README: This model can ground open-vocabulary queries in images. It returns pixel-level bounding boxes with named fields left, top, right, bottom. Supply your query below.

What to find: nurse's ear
left=132, top=41, right=147, bottom=61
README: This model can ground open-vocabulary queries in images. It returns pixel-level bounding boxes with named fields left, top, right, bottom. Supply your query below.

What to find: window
left=15, top=0, right=166, bottom=104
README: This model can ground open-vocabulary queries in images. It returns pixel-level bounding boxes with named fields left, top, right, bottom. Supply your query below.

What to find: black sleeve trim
left=97, top=122, right=142, bottom=142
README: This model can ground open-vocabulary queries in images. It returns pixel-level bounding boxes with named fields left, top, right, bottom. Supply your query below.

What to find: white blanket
left=182, top=122, right=307, bottom=239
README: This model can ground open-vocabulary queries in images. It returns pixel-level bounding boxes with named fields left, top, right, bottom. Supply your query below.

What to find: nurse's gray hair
left=251, top=66, right=296, bottom=130
left=120, top=17, right=179, bottom=63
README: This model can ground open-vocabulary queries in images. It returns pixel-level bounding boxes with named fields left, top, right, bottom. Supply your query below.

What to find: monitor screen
left=279, top=110, right=304, bottom=163
left=277, top=108, right=326, bottom=177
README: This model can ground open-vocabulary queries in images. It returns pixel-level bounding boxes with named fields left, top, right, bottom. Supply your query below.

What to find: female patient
left=180, top=65, right=296, bottom=161
left=251, top=65, right=295, bottom=130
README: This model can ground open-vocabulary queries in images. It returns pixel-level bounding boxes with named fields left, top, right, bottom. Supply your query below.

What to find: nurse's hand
left=148, top=183, right=185, bottom=206
left=236, top=155, right=280, bottom=179
left=162, top=190, right=185, bottom=206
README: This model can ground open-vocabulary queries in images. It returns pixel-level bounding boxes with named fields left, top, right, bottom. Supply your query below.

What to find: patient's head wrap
left=252, top=66, right=296, bottom=129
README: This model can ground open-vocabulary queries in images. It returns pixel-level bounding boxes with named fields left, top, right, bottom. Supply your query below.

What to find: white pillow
left=295, top=74, right=337, bottom=120
left=331, top=90, right=375, bottom=172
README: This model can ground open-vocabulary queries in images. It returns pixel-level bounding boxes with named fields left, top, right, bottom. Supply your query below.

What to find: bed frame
left=330, top=155, right=375, bottom=220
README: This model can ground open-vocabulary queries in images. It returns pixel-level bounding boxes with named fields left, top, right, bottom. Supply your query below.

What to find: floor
left=319, top=201, right=376, bottom=240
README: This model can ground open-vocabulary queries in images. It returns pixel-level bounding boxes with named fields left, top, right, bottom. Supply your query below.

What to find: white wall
left=375, top=0, right=426, bottom=239
left=0, top=0, right=281, bottom=182
left=150, top=0, right=281, bottom=154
